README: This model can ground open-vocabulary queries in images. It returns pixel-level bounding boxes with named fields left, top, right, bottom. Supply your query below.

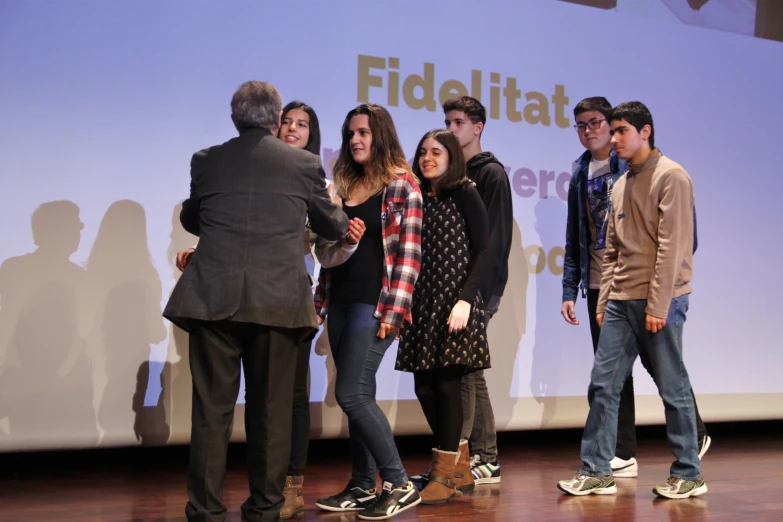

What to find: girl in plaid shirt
left=313, top=104, right=424, bottom=520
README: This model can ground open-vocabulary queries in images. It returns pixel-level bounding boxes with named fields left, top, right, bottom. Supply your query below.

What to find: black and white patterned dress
left=396, top=184, right=490, bottom=373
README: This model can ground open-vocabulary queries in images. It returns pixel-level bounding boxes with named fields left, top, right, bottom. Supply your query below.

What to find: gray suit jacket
left=163, top=128, right=348, bottom=334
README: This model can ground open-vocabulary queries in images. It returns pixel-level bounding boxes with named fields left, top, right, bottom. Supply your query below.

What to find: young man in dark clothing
left=445, top=96, right=513, bottom=484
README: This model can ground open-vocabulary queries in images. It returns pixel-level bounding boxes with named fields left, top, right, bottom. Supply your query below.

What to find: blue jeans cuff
left=350, top=477, right=377, bottom=491
left=383, top=473, right=408, bottom=489
left=578, top=467, right=612, bottom=478
left=670, top=474, right=702, bottom=482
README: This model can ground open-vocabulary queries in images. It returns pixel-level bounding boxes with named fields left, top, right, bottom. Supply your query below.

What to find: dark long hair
left=333, top=104, right=412, bottom=199
left=278, top=101, right=321, bottom=156
left=412, top=129, right=468, bottom=196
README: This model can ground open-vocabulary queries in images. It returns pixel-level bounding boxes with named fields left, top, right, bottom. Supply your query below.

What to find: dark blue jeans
left=327, top=303, right=408, bottom=489
left=580, top=295, right=701, bottom=480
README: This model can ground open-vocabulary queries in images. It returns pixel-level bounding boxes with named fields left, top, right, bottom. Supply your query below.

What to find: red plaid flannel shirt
left=314, top=172, right=423, bottom=328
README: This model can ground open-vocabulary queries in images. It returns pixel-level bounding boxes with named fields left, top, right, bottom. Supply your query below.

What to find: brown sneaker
left=454, top=440, right=475, bottom=493
left=281, top=475, right=305, bottom=519
left=420, top=448, right=460, bottom=505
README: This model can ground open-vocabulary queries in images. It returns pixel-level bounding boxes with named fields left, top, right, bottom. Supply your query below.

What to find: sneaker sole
left=557, top=483, right=617, bottom=496
left=474, top=477, right=501, bottom=485
left=356, top=496, right=422, bottom=520
left=653, top=483, right=708, bottom=499
left=314, top=502, right=365, bottom=512
left=698, top=436, right=712, bottom=460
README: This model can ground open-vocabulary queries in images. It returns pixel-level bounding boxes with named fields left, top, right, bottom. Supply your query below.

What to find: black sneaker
left=315, top=484, right=377, bottom=512
left=357, top=481, right=421, bottom=520
left=410, top=466, right=431, bottom=490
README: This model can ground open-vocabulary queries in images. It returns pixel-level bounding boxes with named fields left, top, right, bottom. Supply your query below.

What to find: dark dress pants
left=186, top=319, right=299, bottom=522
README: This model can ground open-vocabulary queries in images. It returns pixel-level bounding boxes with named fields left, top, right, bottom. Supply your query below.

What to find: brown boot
left=420, top=448, right=460, bottom=505
left=280, top=475, right=304, bottom=519
left=454, top=439, right=475, bottom=493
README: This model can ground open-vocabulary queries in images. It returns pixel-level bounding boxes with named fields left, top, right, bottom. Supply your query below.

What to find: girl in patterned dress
left=396, top=129, right=490, bottom=504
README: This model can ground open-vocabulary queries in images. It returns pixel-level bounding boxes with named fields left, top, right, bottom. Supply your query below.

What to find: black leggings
left=414, top=367, right=465, bottom=452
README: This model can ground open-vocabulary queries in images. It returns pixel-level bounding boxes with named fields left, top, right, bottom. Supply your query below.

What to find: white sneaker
left=609, top=456, right=638, bottom=478
left=698, top=435, right=711, bottom=460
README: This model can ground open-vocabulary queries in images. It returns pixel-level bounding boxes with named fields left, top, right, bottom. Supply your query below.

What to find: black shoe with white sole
left=357, top=481, right=421, bottom=520
left=315, top=484, right=377, bottom=512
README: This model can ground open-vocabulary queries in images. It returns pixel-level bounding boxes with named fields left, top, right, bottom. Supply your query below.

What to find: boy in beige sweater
left=558, top=102, right=707, bottom=500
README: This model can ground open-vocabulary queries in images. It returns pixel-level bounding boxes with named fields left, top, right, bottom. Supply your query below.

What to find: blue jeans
left=327, top=303, right=408, bottom=489
left=580, top=295, right=701, bottom=480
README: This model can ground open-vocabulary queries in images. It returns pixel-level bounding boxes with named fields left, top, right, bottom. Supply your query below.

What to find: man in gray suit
left=163, top=81, right=348, bottom=522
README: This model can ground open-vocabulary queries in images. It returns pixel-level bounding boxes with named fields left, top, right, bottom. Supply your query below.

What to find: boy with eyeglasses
left=560, top=97, right=709, bottom=480
left=559, top=101, right=708, bottom=499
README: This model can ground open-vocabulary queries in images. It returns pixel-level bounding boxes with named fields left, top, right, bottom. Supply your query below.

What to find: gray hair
left=230, top=81, right=282, bottom=131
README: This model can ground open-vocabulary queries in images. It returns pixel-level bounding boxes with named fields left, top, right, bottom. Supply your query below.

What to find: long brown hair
left=333, top=104, right=413, bottom=199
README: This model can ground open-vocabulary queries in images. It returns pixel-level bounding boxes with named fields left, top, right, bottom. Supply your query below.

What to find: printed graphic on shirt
left=587, top=173, right=614, bottom=250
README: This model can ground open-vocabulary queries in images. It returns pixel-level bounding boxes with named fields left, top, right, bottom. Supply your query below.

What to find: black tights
left=414, top=367, right=465, bottom=452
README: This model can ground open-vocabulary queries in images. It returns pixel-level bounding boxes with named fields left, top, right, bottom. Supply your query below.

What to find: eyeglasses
left=574, top=118, right=606, bottom=133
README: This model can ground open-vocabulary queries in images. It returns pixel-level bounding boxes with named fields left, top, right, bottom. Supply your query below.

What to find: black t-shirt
left=330, top=194, right=384, bottom=306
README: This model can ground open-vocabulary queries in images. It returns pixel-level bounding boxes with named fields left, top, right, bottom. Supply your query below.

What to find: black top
left=330, top=193, right=384, bottom=306
left=466, top=151, right=513, bottom=301
left=435, top=184, right=489, bottom=303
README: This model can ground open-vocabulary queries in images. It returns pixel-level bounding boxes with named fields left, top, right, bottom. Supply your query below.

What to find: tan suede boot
left=454, top=439, right=475, bottom=493
left=420, top=448, right=460, bottom=505
left=280, top=475, right=304, bottom=519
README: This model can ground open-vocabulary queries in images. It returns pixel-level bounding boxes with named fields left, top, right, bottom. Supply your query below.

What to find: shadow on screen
left=161, top=201, right=197, bottom=444
left=84, top=200, right=167, bottom=446
left=0, top=201, right=99, bottom=448
left=133, top=360, right=170, bottom=446
left=491, top=219, right=528, bottom=430
left=530, top=197, right=568, bottom=427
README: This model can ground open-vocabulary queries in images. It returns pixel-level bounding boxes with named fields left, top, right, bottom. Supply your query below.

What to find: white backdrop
left=1, top=0, right=782, bottom=451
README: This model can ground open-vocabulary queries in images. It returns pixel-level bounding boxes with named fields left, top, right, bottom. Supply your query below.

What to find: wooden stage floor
left=1, top=426, right=781, bottom=521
